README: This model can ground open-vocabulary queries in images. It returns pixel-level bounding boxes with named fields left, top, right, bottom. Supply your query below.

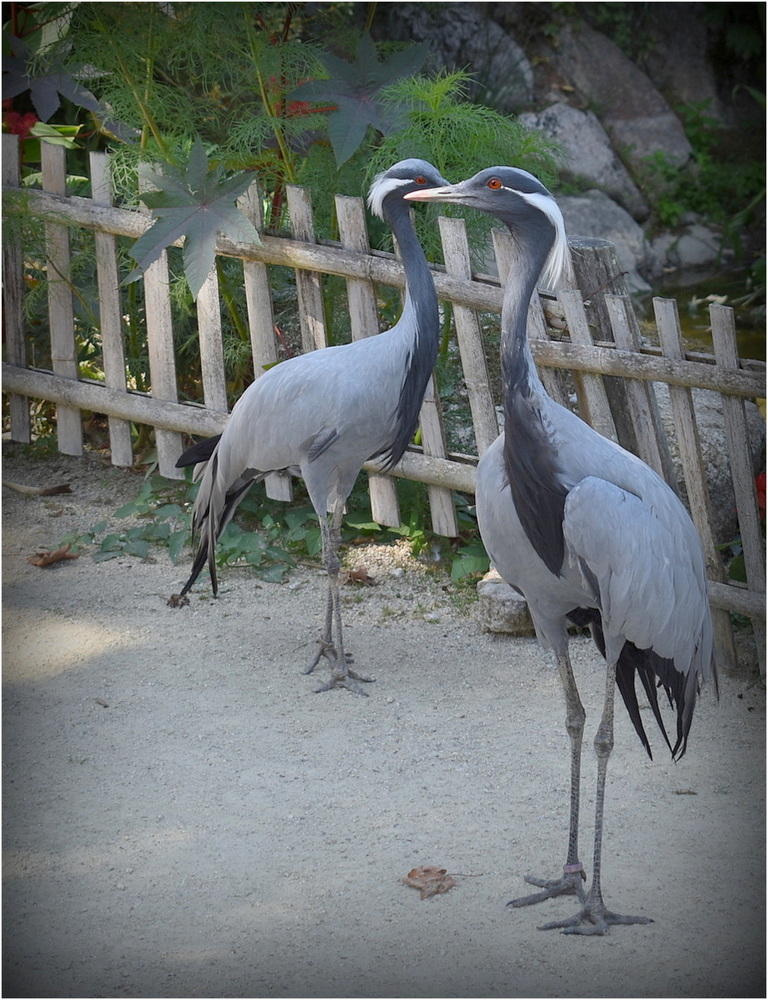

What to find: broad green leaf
left=129, top=140, right=261, bottom=297
left=289, top=34, right=427, bottom=165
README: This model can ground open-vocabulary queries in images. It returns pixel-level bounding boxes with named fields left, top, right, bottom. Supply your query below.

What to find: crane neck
left=383, top=199, right=438, bottom=339
left=375, top=197, right=439, bottom=471
left=499, top=222, right=567, bottom=578
left=500, top=228, right=552, bottom=401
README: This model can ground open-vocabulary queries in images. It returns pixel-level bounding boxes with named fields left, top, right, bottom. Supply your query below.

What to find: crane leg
left=509, top=651, right=587, bottom=908
left=306, top=499, right=374, bottom=695
left=538, top=659, right=652, bottom=935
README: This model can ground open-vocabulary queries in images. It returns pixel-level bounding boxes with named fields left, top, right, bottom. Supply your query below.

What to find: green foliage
left=289, top=32, right=428, bottom=167
left=53, top=468, right=490, bottom=588
left=641, top=99, right=766, bottom=238
left=368, top=71, right=563, bottom=264
left=129, top=140, right=261, bottom=297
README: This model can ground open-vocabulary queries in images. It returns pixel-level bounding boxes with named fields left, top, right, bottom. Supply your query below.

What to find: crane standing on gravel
left=406, top=167, right=717, bottom=935
left=176, top=159, right=449, bottom=694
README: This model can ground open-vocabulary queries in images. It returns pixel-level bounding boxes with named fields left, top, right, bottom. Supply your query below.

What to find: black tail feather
left=179, top=449, right=260, bottom=597
left=567, top=607, right=691, bottom=761
left=176, top=434, right=222, bottom=468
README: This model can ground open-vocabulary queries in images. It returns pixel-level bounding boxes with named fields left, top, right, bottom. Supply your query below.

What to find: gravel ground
left=2, top=444, right=765, bottom=999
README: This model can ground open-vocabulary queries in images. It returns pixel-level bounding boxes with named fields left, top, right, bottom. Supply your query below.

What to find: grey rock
left=476, top=570, right=535, bottom=635
left=519, top=103, right=648, bottom=220
left=558, top=191, right=658, bottom=292
left=381, top=3, right=533, bottom=110
left=642, top=3, right=728, bottom=124
left=650, top=223, right=725, bottom=274
left=555, top=22, right=692, bottom=179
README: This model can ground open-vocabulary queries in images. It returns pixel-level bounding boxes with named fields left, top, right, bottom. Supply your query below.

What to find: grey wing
left=563, top=476, right=713, bottom=682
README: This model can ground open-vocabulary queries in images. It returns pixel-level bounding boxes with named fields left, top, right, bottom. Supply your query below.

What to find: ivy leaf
left=288, top=33, right=427, bottom=166
left=128, top=140, right=261, bottom=298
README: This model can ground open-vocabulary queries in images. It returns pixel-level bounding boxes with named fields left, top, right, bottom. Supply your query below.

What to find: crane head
left=405, top=166, right=569, bottom=292
left=367, top=159, right=450, bottom=220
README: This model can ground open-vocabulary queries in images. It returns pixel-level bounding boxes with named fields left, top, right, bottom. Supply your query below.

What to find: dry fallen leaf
left=343, top=567, right=375, bottom=587
left=27, top=544, right=79, bottom=568
left=94, top=698, right=109, bottom=708
left=4, top=480, right=72, bottom=496
left=402, top=866, right=458, bottom=899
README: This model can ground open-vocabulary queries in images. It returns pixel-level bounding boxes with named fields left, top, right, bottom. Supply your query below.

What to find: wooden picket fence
left=2, top=136, right=765, bottom=674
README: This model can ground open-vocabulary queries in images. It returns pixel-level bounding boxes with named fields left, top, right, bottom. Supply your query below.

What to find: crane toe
left=508, top=869, right=587, bottom=908
left=538, top=897, right=653, bottom=935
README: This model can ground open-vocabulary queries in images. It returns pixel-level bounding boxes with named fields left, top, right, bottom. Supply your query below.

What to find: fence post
left=709, top=303, right=766, bottom=676
left=41, top=142, right=82, bottom=456
left=653, top=297, right=738, bottom=674
left=569, top=237, right=648, bottom=458
left=239, top=182, right=292, bottom=501
left=335, top=194, right=400, bottom=528
left=89, top=152, right=133, bottom=466
left=604, top=293, right=675, bottom=483
left=558, top=289, right=618, bottom=442
left=286, top=185, right=327, bottom=353
left=196, top=266, right=228, bottom=413
left=438, top=216, right=498, bottom=456
left=2, top=134, right=30, bottom=443
left=138, top=174, right=184, bottom=479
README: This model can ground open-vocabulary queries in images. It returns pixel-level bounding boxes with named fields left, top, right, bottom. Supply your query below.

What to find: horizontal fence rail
left=2, top=138, right=765, bottom=674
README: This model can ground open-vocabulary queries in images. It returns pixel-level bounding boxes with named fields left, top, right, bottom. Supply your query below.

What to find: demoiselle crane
left=176, top=159, right=449, bottom=694
left=406, top=168, right=717, bottom=934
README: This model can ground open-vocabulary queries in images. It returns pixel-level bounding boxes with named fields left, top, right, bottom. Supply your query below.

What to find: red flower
left=755, top=473, right=765, bottom=517
left=3, top=110, right=39, bottom=141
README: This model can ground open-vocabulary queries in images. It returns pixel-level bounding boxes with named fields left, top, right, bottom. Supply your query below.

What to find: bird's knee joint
left=593, top=728, right=614, bottom=758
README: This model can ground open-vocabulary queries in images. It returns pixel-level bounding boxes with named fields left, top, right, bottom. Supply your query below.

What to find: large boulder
left=641, top=3, right=728, bottom=124
left=557, top=190, right=659, bottom=292
left=554, top=21, right=692, bottom=181
left=379, top=3, right=533, bottom=111
left=519, top=102, right=649, bottom=220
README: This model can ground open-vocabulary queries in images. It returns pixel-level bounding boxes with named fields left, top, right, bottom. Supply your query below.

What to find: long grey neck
left=500, top=233, right=549, bottom=401
left=377, top=198, right=439, bottom=470
left=384, top=199, right=438, bottom=339
left=500, top=226, right=567, bottom=578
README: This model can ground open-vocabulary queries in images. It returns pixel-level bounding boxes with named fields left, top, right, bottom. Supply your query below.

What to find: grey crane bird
left=407, top=168, right=717, bottom=934
left=176, top=159, right=449, bottom=694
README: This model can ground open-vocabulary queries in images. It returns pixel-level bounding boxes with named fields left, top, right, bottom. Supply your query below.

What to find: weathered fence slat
left=196, top=266, right=228, bottom=413
left=604, top=293, right=674, bottom=483
left=336, top=194, right=400, bottom=528
left=239, top=182, right=292, bottom=501
left=286, top=185, right=327, bottom=353
left=135, top=175, right=183, bottom=478
left=420, top=369, right=460, bottom=537
left=2, top=134, right=30, bottom=443
left=1, top=364, right=478, bottom=494
left=41, top=143, right=82, bottom=456
left=89, top=152, right=133, bottom=467
left=558, top=288, right=618, bottom=442
left=439, top=217, right=498, bottom=456
left=568, top=236, right=639, bottom=456
left=709, top=303, right=766, bottom=675
left=654, top=296, right=738, bottom=673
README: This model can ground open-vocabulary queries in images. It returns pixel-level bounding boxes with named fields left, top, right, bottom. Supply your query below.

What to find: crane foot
left=313, top=672, right=371, bottom=696
left=538, top=897, right=653, bottom=935
left=304, top=637, right=355, bottom=675
left=508, top=867, right=587, bottom=908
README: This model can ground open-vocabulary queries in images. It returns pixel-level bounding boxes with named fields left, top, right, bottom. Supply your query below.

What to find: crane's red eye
left=414, top=176, right=426, bottom=185
left=487, top=178, right=502, bottom=190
